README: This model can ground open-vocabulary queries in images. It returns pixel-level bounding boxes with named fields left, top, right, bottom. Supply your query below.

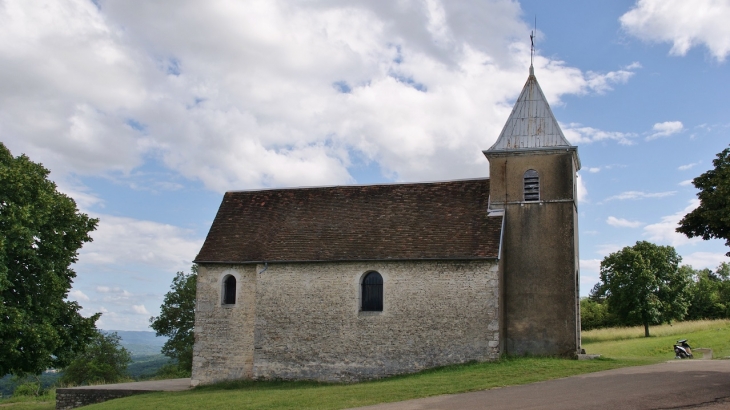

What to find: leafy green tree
left=0, top=143, right=99, bottom=375
left=60, top=331, right=131, bottom=386
left=677, top=145, right=730, bottom=256
left=685, top=265, right=727, bottom=320
left=150, top=267, right=197, bottom=373
left=594, top=241, right=691, bottom=337
left=684, top=262, right=730, bottom=320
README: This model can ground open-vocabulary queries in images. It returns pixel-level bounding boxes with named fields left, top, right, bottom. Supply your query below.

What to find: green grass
left=5, top=320, right=729, bottom=410
left=584, top=319, right=730, bottom=360
left=0, top=390, right=55, bottom=410
left=582, top=319, right=730, bottom=343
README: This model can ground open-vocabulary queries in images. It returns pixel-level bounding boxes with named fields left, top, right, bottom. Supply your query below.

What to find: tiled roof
left=195, top=179, right=502, bottom=263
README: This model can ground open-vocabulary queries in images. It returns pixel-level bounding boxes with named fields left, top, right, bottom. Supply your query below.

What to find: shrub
left=580, top=298, right=618, bottom=330
left=12, top=382, right=40, bottom=397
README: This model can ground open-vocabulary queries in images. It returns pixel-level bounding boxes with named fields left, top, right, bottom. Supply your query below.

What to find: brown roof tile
left=194, top=178, right=502, bottom=263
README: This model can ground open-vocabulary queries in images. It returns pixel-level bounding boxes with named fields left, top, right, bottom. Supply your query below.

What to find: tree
left=150, top=267, right=197, bottom=373
left=677, top=145, right=730, bottom=256
left=594, top=241, right=691, bottom=337
left=0, top=143, right=100, bottom=375
left=685, top=262, right=730, bottom=320
left=685, top=266, right=726, bottom=320
left=60, top=331, right=131, bottom=386
left=580, top=298, right=618, bottom=330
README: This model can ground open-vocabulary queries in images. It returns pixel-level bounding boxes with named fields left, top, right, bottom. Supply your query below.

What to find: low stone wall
left=55, top=388, right=150, bottom=410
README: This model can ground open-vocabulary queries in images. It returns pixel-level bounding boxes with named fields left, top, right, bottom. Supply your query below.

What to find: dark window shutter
left=223, top=275, right=236, bottom=305
left=361, top=271, right=383, bottom=311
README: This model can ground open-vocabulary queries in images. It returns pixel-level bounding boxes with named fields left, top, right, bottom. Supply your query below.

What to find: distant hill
left=104, top=330, right=168, bottom=357
left=105, top=330, right=173, bottom=379
left=0, top=330, right=172, bottom=396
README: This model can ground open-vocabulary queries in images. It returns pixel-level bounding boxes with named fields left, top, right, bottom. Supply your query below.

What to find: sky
left=1, top=0, right=729, bottom=331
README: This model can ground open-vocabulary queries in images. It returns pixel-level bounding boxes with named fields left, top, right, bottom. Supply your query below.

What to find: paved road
left=350, top=361, right=730, bottom=410
left=61, top=377, right=191, bottom=391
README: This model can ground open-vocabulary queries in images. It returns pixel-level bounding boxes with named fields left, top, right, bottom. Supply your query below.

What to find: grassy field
left=0, top=391, right=56, bottom=410
left=583, top=319, right=730, bottom=360
left=3, top=319, right=729, bottom=410
left=582, top=319, right=730, bottom=343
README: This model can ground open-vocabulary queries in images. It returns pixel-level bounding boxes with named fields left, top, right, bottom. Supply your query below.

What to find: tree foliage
left=677, top=145, right=730, bottom=256
left=685, top=263, right=730, bottom=320
left=60, top=331, right=131, bottom=386
left=593, top=241, right=691, bottom=337
left=580, top=298, right=618, bottom=331
left=150, top=267, right=197, bottom=372
left=0, top=143, right=100, bottom=375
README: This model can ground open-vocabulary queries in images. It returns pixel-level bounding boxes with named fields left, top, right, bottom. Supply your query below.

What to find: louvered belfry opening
left=223, top=275, right=236, bottom=305
left=361, top=271, right=383, bottom=311
left=524, top=169, right=539, bottom=201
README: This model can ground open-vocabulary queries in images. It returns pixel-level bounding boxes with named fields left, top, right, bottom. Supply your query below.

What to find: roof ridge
left=225, top=177, right=490, bottom=193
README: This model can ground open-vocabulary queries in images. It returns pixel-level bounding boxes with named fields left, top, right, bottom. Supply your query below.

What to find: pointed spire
left=487, top=68, right=572, bottom=151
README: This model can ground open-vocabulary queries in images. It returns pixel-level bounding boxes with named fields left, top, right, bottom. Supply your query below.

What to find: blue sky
left=1, top=0, right=728, bottom=330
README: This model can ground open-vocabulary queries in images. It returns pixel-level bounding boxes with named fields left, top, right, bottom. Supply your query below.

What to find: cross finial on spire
left=530, top=16, right=536, bottom=76
left=530, top=31, right=534, bottom=65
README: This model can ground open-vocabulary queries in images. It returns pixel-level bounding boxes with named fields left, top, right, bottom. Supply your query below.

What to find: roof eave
left=193, top=256, right=501, bottom=265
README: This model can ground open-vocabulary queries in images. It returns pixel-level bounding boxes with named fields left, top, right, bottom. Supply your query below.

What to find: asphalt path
left=59, top=377, right=191, bottom=391
left=350, top=360, right=730, bottom=410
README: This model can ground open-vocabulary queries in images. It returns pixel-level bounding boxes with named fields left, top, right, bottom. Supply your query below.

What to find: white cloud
left=679, top=179, right=694, bottom=186
left=580, top=259, right=602, bottom=273
left=0, top=0, right=640, bottom=192
left=562, top=123, right=636, bottom=145
left=647, top=121, right=684, bottom=140
left=584, top=68, right=636, bottom=94
left=607, top=216, right=643, bottom=228
left=678, top=162, right=699, bottom=171
left=643, top=199, right=703, bottom=246
left=79, top=214, right=202, bottom=271
left=682, top=252, right=730, bottom=270
left=69, top=289, right=90, bottom=302
left=604, top=190, right=676, bottom=201
left=620, top=0, right=730, bottom=61
left=131, top=304, right=150, bottom=315
left=576, top=173, right=587, bottom=203
left=587, top=167, right=601, bottom=173
left=596, top=243, right=626, bottom=256
left=95, top=286, right=131, bottom=296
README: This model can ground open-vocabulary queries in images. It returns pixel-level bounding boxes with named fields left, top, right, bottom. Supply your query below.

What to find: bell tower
left=484, top=64, right=581, bottom=356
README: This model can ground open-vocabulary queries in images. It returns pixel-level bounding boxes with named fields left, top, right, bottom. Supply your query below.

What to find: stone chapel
left=190, top=64, right=581, bottom=386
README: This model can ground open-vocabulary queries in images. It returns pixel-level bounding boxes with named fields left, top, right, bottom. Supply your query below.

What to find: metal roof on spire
left=487, top=67, right=572, bottom=151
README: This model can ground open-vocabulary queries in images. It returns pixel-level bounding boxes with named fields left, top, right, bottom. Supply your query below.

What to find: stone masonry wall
left=55, top=389, right=149, bottom=410
left=191, top=259, right=499, bottom=384
left=191, top=264, right=256, bottom=386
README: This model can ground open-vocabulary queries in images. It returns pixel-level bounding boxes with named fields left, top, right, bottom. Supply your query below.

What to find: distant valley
left=1, top=330, right=171, bottom=396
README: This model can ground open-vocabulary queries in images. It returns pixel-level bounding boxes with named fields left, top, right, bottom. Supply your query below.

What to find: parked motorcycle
left=673, top=339, right=693, bottom=359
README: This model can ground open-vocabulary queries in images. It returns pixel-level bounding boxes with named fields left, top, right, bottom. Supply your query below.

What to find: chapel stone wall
left=252, top=260, right=499, bottom=382
left=191, top=259, right=500, bottom=385
left=485, top=149, right=580, bottom=357
left=191, top=264, right=256, bottom=386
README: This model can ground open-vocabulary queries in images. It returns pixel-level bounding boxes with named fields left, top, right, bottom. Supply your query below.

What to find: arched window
left=524, top=169, right=539, bottom=201
left=223, top=275, right=236, bottom=305
left=361, top=271, right=383, bottom=312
